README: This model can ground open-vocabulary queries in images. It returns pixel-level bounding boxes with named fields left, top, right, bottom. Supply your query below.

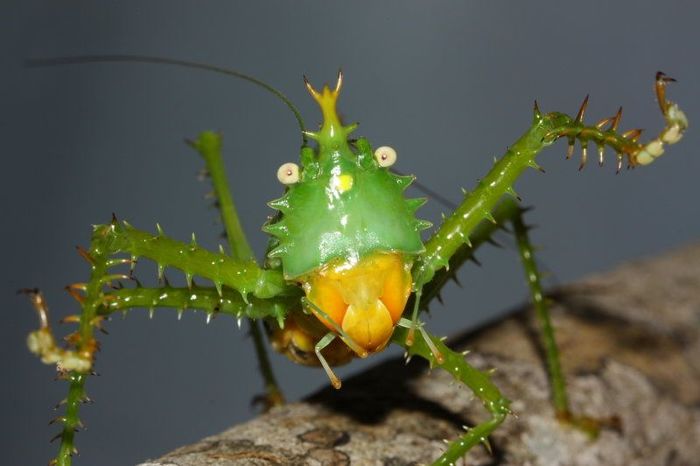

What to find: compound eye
left=374, top=146, right=397, bottom=167
left=277, top=162, right=300, bottom=185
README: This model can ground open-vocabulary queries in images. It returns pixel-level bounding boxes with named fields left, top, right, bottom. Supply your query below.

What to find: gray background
left=3, top=2, right=699, bottom=465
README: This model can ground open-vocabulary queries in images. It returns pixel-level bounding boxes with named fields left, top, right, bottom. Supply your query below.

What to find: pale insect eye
left=277, top=162, right=300, bottom=184
left=374, top=146, right=397, bottom=167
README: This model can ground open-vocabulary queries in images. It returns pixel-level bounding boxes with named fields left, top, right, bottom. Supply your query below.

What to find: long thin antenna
left=25, top=54, right=307, bottom=143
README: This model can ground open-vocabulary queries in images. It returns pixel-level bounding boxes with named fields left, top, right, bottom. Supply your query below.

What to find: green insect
left=24, top=56, right=687, bottom=466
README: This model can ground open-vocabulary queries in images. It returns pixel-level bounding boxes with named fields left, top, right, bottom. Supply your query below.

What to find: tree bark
left=139, top=244, right=700, bottom=466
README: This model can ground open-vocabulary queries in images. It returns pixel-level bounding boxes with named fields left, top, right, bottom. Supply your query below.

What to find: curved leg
left=392, top=326, right=510, bottom=465
left=512, top=208, right=620, bottom=435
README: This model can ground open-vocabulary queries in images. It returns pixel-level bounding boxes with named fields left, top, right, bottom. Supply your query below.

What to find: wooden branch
left=139, top=244, right=700, bottom=465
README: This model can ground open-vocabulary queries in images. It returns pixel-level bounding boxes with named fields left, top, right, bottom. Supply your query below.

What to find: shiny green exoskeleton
left=23, top=56, right=687, bottom=466
left=264, top=77, right=428, bottom=278
left=264, top=77, right=430, bottom=375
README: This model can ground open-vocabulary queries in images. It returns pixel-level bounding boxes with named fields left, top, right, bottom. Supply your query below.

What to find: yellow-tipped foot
left=252, top=389, right=286, bottom=412
left=405, top=327, right=416, bottom=346
left=556, top=409, right=622, bottom=438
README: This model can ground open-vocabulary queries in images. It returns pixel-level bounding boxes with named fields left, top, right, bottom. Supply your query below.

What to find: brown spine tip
left=20, top=288, right=51, bottom=328
left=75, top=245, right=94, bottom=264
left=622, top=128, right=643, bottom=141
left=656, top=71, right=676, bottom=83
left=575, top=95, right=590, bottom=124
left=64, top=284, right=86, bottom=304
left=303, top=75, right=320, bottom=99
left=655, top=71, right=675, bottom=115
left=595, top=116, right=613, bottom=130
left=611, top=106, right=623, bottom=131
left=533, top=100, right=542, bottom=120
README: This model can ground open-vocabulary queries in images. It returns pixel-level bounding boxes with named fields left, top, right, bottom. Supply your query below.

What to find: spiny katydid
left=23, top=56, right=687, bottom=466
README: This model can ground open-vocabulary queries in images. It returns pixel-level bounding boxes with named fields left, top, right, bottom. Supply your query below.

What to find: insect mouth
left=342, top=300, right=394, bottom=352
left=302, top=252, right=413, bottom=354
left=267, top=314, right=354, bottom=367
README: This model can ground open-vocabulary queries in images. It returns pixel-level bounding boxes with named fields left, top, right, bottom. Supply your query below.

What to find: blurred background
left=3, top=2, right=699, bottom=465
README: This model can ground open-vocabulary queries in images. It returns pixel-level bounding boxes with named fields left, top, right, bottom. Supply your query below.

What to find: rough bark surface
left=139, top=244, right=700, bottom=466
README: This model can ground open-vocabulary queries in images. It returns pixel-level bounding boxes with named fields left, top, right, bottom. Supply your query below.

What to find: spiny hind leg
left=22, top=234, right=121, bottom=466
left=410, top=72, right=689, bottom=334
left=511, top=208, right=620, bottom=436
left=392, top=326, right=510, bottom=465
left=558, top=71, right=688, bottom=171
left=191, top=132, right=286, bottom=410
left=249, top=319, right=286, bottom=410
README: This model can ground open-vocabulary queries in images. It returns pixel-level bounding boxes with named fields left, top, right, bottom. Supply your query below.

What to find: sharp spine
left=575, top=95, right=589, bottom=123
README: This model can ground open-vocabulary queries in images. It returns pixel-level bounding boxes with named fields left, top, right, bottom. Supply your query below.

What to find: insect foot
left=634, top=72, right=688, bottom=165
left=22, top=289, right=93, bottom=372
left=543, top=72, right=688, bottom=172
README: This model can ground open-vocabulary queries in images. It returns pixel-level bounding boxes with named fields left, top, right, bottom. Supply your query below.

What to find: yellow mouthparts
left=302, top=252, right=412, bottom=353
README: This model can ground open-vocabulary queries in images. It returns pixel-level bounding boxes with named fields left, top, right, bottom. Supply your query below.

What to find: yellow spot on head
left=269, top=313, right=354, bottom=367
left=331, top=174, right=354, bottom=193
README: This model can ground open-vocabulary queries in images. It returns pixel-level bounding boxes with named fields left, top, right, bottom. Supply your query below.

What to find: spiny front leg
left=104, top=219, right=293, bottom=299
left=392, top=325, right=510, bottom=465
left=102, top=285, right=298, bottom=324
left=555, top=72, right=687, bottom=170
left=408, top=73, right=688, bottom=343
left=398, top=73, right=687, bottom=456
left=23, top=225, right=126, bottom=466
left=24, top=219, right=299, bottom=465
